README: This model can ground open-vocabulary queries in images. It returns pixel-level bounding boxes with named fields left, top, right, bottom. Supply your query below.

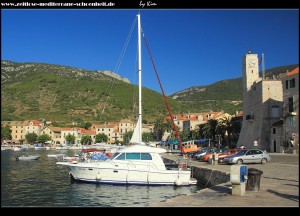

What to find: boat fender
left=175, top=178, right=182, bottom=186
left=96, top=173, right=101, bottom=180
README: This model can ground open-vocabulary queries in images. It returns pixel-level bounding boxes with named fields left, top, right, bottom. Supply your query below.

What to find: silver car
left=223, top=149, right=271, bottom=164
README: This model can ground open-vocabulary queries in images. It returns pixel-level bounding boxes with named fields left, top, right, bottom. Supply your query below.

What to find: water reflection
left=1, top=150, right=201, bottom=207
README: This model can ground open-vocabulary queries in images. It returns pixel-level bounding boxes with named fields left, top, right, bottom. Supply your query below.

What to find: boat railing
left=127, top=160, right=136, bottom=168
left=149, top=162, right=158, bottom=170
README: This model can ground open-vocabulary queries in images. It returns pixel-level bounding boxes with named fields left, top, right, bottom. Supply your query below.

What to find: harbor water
left=1, top=149, right=201, bottom=207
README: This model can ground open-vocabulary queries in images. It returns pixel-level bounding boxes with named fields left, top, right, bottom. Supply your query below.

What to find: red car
left=218, top=149, right=239, bottom=163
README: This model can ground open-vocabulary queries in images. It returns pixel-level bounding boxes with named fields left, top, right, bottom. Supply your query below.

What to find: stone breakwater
left=192, top=167, right=230, bottom=188
left=163, top=156, right=230, bottom=187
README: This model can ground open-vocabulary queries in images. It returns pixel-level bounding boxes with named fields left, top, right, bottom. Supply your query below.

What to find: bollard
left=208, top=157, right=213, bottom=164
left=213, top=152, right=218, bottom=165
left=246, top=168, right=263, bottom=191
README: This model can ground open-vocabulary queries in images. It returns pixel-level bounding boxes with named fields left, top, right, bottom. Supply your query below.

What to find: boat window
left=115, top=153, right=125, bottom=160
left=126, top=153, right=140, bottom=160
left=141, top=153, right=152, bottom=160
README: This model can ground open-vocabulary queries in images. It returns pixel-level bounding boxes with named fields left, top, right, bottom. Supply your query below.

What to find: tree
left=190, top=130, right=198, bottom=140
left=123, top=131, right=133, bottom=144
left=65, top=133, right=76, bottom=145
left=83, top=122, right=92, bottom=130
left=37, top=134, right=51, bottom=144
left=1, top=125, right=11, bottom=140
left=142, top=132, right=154, bottom=143
left=153, top=116, right=174, bottom=141
left=179, top=130, right=190, bottom=142
left=95, top=133, right=108, bottom=143
left=25, top=133, right=38, bottom=144
left=81, top=135, right=92, bottom=145
left=197, top=123, right=207, bottom=139
left=153, top=116, right=165, bottom=141
left=204, top=119, right=219, bottom=141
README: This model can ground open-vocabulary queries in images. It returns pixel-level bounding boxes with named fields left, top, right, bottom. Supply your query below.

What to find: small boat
left=16, top=155, right=40, bottom=161
left=47, top=153, right=65, bottom=158
left=13, top=146, right=27, bottom=151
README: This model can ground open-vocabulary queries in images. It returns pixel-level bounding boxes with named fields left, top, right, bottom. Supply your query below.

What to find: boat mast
left=137, top=13, right=142, bottom=143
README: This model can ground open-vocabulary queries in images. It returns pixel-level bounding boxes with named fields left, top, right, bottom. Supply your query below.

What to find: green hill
left=1, top=60, right=298, bottom=123
left=170, top=64, right=299, bottom=114
left=1, top=60, right=182, bottom=123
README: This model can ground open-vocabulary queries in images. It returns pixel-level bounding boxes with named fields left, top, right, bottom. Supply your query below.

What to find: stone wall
left=192, top=166, right=230, bottom=188
left=163, top=157, right=230, bottom=188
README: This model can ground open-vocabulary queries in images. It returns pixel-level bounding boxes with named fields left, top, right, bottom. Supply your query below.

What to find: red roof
left=285, top=67, right=299, bottom=77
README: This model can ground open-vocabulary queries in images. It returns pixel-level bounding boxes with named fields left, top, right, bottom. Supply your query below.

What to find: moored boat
left=56, top=13, right=196, bottom=187
left=57, top=144, right=195, bottom=186
left=16, top=155, right=40, bottom=161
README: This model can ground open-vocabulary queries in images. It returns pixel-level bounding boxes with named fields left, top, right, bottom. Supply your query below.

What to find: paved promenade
left=152, top=153, right=299, bottom=207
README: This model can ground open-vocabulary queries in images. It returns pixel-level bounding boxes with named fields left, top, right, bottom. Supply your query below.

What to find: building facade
left=281, top=67, right=299, bottom=153
left=237, top=52, right=298, bottom=153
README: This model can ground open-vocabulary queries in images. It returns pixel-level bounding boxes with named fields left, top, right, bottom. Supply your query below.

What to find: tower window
left=289, top=78, right=295, bottom=88
left=288, top=97, right=294, bottom=112
left=271, top=106, right=279, bottom=117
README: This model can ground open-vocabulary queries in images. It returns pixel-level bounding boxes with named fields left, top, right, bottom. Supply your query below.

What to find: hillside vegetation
left=1, top=60, right=183, bottom=123
left=171, top=64, right=299, bottom=114
left=1, top=60, right=298, bottom=123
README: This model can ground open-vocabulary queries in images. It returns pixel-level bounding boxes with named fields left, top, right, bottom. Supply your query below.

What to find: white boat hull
left=16, top=155, right=40, bottom=161
left=13, top=147, right=26, bottom=151
left=57, top=160, right=192, bottom=186
left=47, top=154, right=65, bottom=158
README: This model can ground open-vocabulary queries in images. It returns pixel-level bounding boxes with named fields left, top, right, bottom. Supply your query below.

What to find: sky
left=2, top=9, right=299, bottom=95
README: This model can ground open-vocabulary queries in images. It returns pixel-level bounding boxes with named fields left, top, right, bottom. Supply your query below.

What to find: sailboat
left=57, top=13, right=196, bottom=186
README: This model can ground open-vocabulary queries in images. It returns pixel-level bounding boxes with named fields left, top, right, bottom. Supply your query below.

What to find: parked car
left=194, top=148, right=208, bottom=160
left=191, top=148, right=208, bottom=158
left=218, top=149, right=239, bottom=163
left=202, top=149, right=227, bottom=162
left=223, top=149, right=271, bottom=164
left=197, top=148, right=217, bottom=161
left=181, top=143, right=201, bottom=154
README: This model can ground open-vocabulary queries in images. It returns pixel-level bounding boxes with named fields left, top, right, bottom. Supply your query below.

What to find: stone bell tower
left=237, top=51, right=283, bottom=151
left=237, top=51, right=260, bottom=148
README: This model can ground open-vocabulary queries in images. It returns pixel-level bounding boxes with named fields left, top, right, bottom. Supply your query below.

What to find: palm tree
left=219, top=116, right=242, bottom=148
left=153, top=116, right=165, bottom=141
left=196, top=123, right=207, bottom=139
left=153, top=116, right=174, bottom=141
left=205, top=119, right=219, bottom=145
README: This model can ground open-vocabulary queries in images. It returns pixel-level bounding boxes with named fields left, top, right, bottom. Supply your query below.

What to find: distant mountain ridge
left=1, top=60, right=298, bottom=123
left=1, top=60, right=130, bottom=84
